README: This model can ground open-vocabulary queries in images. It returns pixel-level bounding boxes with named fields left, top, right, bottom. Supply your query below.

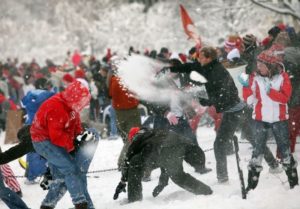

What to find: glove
left=166, top=112, right=178, bottom=125
left=199, top=98, right=212, bottom=107
left=113, top=181, right=126, bottom=200
left=155, top=67, right=170, bottom=78
left=264, top=79, right=271, bottom=94
left=85, top=128, right=100, bottom=141
left=76, top=129, right=99, bottom=144
left=152, top=184, right=166, bottom=197
left=237, top=73, right=249, bottom=87
left=246, top=165, right=262, bottom=191
left=40, top=168, right=53, bottom=190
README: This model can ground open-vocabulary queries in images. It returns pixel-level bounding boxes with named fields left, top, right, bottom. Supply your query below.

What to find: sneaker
left=269, top=166, right=283, bottom=174
left=24, top=179, right=39, bottom=185
left=195, top=167, right=212, bottom=174
left=108, top=135, right=119, bottom=140
left=217, top=177, right=229, bottom=184
left=142, top=175, right=151, bottom=182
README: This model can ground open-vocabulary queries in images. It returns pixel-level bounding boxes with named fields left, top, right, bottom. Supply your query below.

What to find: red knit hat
left=63, top=73, right=74, bottom=83
left=74, top=69, right=86, bottom=79
left=257, top=49, right=282, bottom=64
left=128, top=127, right=140, bottom=143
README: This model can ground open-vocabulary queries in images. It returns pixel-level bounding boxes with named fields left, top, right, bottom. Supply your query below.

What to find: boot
left=195, top=167, right=212, bottom=174
left=283, top=156, right=299, bottom=189
left=246, top=165, right=262, bottom=191
left=75, top=202, right=88, bottom=209
left=40, top=206, right=54, bottom=209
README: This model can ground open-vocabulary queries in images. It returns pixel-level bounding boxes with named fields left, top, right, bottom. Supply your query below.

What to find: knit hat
left=225, top=35, right=243, bottom=52
left=257, top=49, right=283, bottom=64
left=128, top=127, right=140, bottom=143
left=268, top=26, right=281, bottom=39
left=74, top=69, right=86, bottom=79
left=243, top=34, right=256, bottom=47
left=62, top=73, right=74, bottom=83
left=224, top=40, right=236, bottom=51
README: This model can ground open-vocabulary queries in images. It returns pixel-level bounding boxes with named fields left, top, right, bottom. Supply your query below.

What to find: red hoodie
left=30, top=81, right=91, bottom=152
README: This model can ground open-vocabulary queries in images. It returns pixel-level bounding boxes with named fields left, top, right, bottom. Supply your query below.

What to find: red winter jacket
left=30, top=81, right=91, bottom=152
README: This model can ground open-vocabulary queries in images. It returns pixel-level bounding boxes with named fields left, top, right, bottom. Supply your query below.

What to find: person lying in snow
left=114, top=127, right=212, bottom=203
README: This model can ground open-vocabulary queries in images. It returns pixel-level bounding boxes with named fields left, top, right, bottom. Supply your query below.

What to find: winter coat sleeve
left=268, top=72, right=292, bottom=104
left=170, top=62, right=202, bottom=74
left=243, top=74, right=255, bottom=105
left=0, top=140, right=34, bottom=164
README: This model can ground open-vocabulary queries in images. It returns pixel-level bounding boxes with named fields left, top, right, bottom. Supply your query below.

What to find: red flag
left=179, top=4, right=201, bottom=47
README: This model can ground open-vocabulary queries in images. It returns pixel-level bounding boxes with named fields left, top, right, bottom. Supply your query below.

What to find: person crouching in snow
left=113, top=127, right=212, bottom=203
left=30, top=80, right=92, bottom=209
left=243, top=49, right=298, bottom=191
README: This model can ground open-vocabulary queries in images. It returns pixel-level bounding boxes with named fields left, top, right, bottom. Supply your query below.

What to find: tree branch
left=251, top=0, right=300, bottom=20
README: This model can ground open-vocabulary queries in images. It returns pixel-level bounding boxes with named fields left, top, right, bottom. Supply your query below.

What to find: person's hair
left=274, top=32, right=291, bottom=47
left=200, top=47, right=218, bottom=60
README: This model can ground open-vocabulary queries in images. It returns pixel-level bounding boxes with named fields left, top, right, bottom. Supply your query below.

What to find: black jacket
left=170, top=60, right=240, bottom=113
left=0, top=125, right=34, bottom=164
left=121, top=129, right=194, bottom=182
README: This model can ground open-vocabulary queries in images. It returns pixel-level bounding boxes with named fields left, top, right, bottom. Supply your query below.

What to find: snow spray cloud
left=116, top=54, right=207, bottom=105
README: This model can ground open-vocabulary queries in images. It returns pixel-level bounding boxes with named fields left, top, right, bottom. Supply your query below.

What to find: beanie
left=268, top=26, right=281, bottom=38
left=224, top=40, right=236, bottom=51
left=74, top=69, right=86, bottom=79
left=63, top=73, right=74, bottom=83
left=257, top=49, right=282, bottom=64
left=128, top=127, right=141, bottom=143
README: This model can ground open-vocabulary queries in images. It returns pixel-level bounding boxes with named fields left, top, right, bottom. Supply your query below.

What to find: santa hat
left=128, top=127, right=140, bottom=143
left=63, top=73, right=74, bottom=83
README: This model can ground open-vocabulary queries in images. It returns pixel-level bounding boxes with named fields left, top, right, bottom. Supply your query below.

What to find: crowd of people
left=0, top=22, right=299, bottom=208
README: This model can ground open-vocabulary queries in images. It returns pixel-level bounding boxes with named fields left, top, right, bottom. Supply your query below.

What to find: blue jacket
left=21, top=90, right=55, bottom=124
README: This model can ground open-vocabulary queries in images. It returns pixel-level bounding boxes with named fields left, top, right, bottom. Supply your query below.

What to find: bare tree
left=251, top=0, right=300, bottom=20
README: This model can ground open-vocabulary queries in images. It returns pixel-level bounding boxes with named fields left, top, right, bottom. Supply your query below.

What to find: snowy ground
left=0, top=126, right=299, bottom=209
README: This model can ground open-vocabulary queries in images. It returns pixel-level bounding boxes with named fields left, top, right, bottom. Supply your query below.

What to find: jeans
left=33, top=140, right=87, bottom=205
left=241, top=107, right=278, bottom=168
left=26, top=151, right=47, bottom=181
left=109, top=106, right=118, bottom=136
left=250, top=120, right=291, bottom=166
left=41, top=139, right=99, bottom=209
left=0, top=171, right=29, bottom=209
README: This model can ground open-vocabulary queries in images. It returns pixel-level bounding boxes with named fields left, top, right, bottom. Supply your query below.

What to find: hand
left=76, top=129, right=98, bottom=144
left=40, top=169, right=53, bottom=190
left=166, top=112, right=178, bottom=125
left=85, top=128, right=100, bottom=141
left=113, top=181, right=126, bottom=200
left=152, top=184, right=166, bottom=197
left=237, top=73, right=249, bottom=87
left=199, top=98, right=212, bottom=107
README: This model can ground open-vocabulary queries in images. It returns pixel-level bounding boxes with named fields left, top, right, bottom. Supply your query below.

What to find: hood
left=61, top=80, right=91, bottom=112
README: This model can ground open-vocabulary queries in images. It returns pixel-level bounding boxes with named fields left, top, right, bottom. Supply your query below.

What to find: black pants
left=214, top=108, right=245, bottom=180
left=127, top=146, right=212, bottom=202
